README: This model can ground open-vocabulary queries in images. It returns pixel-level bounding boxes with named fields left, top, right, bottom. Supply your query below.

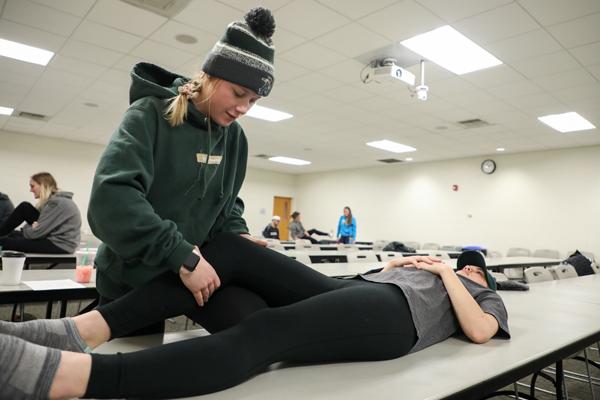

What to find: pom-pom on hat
left=202, top=7, right=275, bottom=96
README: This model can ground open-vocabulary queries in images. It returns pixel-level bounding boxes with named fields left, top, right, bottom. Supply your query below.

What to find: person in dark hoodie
left=0, top=172, right=81, bottom=253
left=87, top=7, right=276, bottom=334
left=0, top=192, right=14, bottom=227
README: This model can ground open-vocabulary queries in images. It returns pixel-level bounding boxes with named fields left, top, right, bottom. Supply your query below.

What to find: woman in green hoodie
left=87, top=8, right=276, bottom=334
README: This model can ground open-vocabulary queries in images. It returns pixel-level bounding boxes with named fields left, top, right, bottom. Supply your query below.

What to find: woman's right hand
left=381, top=255, right=441, bottom=272
left=179, top=247, right=221, bottom=306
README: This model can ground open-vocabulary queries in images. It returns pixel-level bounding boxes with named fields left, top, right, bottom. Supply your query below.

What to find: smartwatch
left=182, top=251, right=201, bottom=272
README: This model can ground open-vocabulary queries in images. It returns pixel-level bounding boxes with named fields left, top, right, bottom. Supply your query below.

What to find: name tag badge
left=196, top=153, right=223, bottom=165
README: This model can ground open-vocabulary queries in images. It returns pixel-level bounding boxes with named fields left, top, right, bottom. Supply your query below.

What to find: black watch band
left=182, top=251, right=201, bottom=272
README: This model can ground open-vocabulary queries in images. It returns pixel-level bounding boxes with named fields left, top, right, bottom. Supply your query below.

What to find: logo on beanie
left=258, top=76, right=273, bottom=96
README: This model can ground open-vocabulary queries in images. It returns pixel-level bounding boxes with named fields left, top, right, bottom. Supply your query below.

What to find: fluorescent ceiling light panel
left=496, top=147, right=505, bottom=152
left=366, top=140, right=416, bottom=153
left=0, top=106, right=14, bottom=116
left=400, top=25, right=502, bottom=75
left=537, top=112, right=596, bottom=133
left=268, top=156, right=311, bottom=166
left=0, top=38, right=54, bottom=66
left=246, top=105, right=293, bottom=122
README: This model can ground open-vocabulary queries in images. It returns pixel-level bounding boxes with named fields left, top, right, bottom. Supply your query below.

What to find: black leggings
left=86, top=233, right=417, bottom=399
left=0, top=202, right=66, bottom=253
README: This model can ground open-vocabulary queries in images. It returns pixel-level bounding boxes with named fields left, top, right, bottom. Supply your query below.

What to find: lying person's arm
left=417, top=263, right=499, bottom=343
left=381, top=255, right=440, bottom=272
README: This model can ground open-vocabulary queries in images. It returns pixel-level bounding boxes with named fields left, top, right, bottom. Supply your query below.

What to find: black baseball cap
left=456, top=250, right=496, bottom=291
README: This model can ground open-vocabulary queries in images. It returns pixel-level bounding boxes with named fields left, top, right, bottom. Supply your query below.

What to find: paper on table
left=24, top=279, right=85, bottom=290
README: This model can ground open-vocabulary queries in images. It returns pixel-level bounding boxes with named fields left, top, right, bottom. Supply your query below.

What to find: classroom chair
left=523, top=267, right=554, bottom=283
left=379, top=252, right=402, bottom=262
left=548, top=265, right=578, bottom=280
left=421, top=242, right=440, bottom=250
left=506, top=247, right=531, bottom=257
left=346, top=252, right=378, bottom=263
left=533, top=249, right=561, bottom=259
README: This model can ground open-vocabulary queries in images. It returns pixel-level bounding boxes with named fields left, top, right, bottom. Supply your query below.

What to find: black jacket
left=0, top=192, right=14, bottom=227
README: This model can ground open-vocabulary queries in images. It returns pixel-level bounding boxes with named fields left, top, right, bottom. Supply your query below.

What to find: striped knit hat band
left=202, top=9, right=275, bottom=96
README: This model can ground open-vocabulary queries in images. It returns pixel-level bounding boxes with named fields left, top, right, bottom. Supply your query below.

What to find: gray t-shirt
left=360, top=267, right=510, bottom=353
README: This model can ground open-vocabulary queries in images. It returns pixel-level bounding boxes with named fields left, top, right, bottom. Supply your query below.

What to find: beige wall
left=0, top=130, right=296, bottom=236
left=295, top=145, right=600, bottom=258
left=2, top=129, right=599, bottom=258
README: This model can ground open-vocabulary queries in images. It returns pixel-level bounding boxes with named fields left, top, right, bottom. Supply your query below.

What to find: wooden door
left=273, top=196, right=292, bottom=240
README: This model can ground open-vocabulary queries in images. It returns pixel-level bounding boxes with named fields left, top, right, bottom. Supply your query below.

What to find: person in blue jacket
left=337, top=206, right=356, bottom=244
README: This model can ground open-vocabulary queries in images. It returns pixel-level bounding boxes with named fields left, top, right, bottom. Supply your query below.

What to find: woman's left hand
left=240, top=234, right=268, bottom=247
left=31, top=221, right=39, bottom=229
left=382, top=255, right=441, bottom=272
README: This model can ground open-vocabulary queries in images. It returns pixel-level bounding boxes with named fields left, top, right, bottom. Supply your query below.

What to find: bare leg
left=48, top=352, right=92, bottom=400
left=72, top=311, right=111, bottom=349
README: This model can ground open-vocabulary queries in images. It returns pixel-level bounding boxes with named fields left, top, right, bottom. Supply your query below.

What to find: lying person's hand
left=382, top=255, right=441, bottom=272
left=179, top=246, right=221, bottom=306
left=240, top=233, right=268, bottom=247
left=412, top=261, right=453, bottom=276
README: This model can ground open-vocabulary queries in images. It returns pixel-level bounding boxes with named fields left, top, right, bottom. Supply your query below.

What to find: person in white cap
left=262, top=215, right=280, bottom=239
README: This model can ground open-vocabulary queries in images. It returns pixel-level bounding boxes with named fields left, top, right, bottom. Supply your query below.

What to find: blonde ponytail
left=165, top=73, right=222, bottom=127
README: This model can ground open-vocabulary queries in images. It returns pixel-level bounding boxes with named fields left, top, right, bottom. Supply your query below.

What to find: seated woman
left=289, top=211, right=329, bottom=244
left=0, top=172, right=81, bottom=254
left=0, top=234, right=509, bottom=399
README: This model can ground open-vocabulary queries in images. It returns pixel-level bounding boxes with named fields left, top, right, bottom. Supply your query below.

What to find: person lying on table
left=0, top=235, right=509, bottom=399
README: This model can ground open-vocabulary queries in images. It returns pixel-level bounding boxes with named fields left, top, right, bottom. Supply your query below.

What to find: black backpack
left=382, top=241, right=416, bottom=253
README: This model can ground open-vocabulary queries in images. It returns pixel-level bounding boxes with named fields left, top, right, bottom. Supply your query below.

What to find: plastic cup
left=75, top=265, right=93, bottom=283
left=1, top=251, right=26, bottom=285
left=75, top=251, right=95, bottom=283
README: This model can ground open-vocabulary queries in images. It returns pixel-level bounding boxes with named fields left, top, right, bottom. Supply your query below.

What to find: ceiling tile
left=0, top=19, right=66, bottom=52
left=130, top=40, right=193, bottom=70
left=532, top=68, right=597, bottom=92
left=87, top=0, right=168, bottom=37
left=486, top=29, right=562, bottom=63
left=315, top=23, right=391, bottom=58
left=510, top=51, right=580, bottom=78
left=59, top=40, right=124, bottom=67
left=173, top=1, right=243, bottom=37
left=149, top=20, right=217, bottom=55
left=484, top=79, right=542, bottom=99
left=288, top=72, right=345, bottom=93
left=453, top=3, right=540, bottom=44
left=30, top=0, right=95, bottom=17
left=587, top=63, right=600, bottom=81
left=319, top=59, right=371, bottom=84
left=279, top=42, right=346, bottom=70
left=273, top=59, right=310, bottom=83
left=48, top=55, right=108, bottom=79
left=359, top=1, right=444, bottom=42
left=217, top=0, right=294, bottom=12
left=551, top=82, right=600, bottom=103
left=461, top=65, right=524, bottom=88
left=272, top=27, right=308, bottom=52
left=3, top=0, right=81, bottom=37
left=275, top=0, right=350, bottom=39
left=316, top=0, right=399, bottom=20
left=546, top=12, right=600, bottom=48
left=323, top=83, right=375, bottom=103
left=518, top=0, right=600, bottom=26
left=415, top=0, right=512, bottom=23
left=72, top=20, right=143, bottom=53
left=569, top=41, right=600, bottom=66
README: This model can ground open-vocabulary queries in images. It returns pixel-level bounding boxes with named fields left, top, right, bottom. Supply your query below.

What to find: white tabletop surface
left=94, top=274, right=600, bottom=400
left=0, top=269, right=96, bottom=292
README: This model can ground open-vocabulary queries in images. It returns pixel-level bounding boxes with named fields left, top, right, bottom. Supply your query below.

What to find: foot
left=0, top=318, right=89, bottom=352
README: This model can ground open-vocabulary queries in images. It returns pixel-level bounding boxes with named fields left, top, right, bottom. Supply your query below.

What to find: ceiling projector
left=366, top=58, right=416, bottom=86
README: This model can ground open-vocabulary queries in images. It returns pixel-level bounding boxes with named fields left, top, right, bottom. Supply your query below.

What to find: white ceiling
left=0, top=0, right=599, bottom=174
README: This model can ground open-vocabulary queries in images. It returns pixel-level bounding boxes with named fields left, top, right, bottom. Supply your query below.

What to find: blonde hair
left=165, top=72, right=222, bottom=127
left=31, top=172, right=58, bottom=209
